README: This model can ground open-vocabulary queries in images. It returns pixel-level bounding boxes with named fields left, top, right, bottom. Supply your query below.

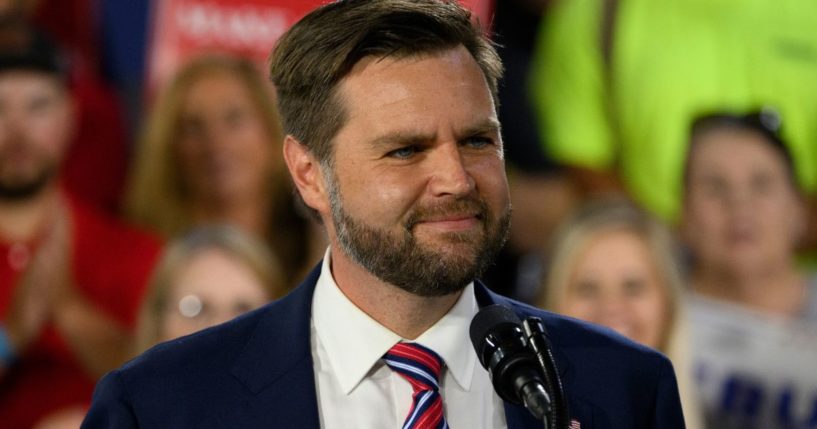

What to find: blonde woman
left=126, top=54, right=320, bottom=288
left=538, top=198, right=703, bottom=429
left=136, top=226, right=285, bottom=352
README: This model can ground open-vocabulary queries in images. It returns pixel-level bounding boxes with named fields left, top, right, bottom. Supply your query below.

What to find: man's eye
left=29, top=96, right=54, bottom=115
left=387, top=145, right=419, bottom=159
left=224, top=107, right=247, bottom=129
left=462, top=136, right=493, bottom=149
left=572, top=281, right=600, bottom=299
left=622, top=278, right=647, bottom=297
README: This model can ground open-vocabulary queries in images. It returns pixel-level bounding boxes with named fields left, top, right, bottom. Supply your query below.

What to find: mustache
left=0, top=137, right=38, bottom=159
left=404, top=197, right=489, bottom=230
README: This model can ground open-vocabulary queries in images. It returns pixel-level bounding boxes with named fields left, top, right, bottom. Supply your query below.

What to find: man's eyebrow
left=459, top=118, right=501, bottom=138
left=367, top=119, right=502, bottom=149
left=368, top=131, right=434, bottom=149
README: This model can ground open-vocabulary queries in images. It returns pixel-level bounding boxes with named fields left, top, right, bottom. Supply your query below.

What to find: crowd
left=0, top=0, right=815, bottom=428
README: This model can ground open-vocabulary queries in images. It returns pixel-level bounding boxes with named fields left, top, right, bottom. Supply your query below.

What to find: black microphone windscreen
left=469, top=304, right=522, bottom=350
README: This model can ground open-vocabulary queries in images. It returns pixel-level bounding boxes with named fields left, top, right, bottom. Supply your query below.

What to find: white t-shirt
left=689, top=280, right=817, bottom=429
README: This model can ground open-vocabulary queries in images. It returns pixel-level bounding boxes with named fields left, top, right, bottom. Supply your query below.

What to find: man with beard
left=0, top=21, right=162, bottom=428
left=83, top=1, right=685, bottom=428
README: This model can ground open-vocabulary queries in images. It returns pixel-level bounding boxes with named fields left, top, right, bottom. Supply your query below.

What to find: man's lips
left=415, top=213, right=481, bottom=232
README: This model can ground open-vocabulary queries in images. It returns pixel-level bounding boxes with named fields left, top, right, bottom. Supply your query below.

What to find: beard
left=0, top=164, right=56, bottom=201
left=0, top=138, right=59, bottom=201
left=328, top=175, right=511, bottom=297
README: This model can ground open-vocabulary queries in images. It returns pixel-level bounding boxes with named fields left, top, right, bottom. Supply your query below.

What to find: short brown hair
left=269, top=0, right=502, bottom=164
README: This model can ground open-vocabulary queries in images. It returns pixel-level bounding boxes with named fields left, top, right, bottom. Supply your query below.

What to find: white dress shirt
left=311, top=249, right=507, bottom=428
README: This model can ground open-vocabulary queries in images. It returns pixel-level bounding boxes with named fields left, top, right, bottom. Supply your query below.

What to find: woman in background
left=33, top=226, right=280, bottom=429
left=136, top=226, right=285, bottom=351
left=538, top=198, right=702, bottom=429
left=126, top=54, right=322, bottom=289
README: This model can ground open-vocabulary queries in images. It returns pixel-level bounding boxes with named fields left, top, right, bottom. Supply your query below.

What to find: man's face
left=322, top=46, right=511, bottom=296
left=0, top=71, right=72, bottom=200
left=683, top=129, right=803, bottom=276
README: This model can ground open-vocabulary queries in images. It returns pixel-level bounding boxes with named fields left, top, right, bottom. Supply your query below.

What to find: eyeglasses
left=166, top=294, right=261, bottom=326
left=178, top=294, right=204, bottom=318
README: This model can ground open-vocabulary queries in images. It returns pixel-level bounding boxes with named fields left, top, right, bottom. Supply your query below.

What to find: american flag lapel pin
left=569, top=419, right=581, bottom=429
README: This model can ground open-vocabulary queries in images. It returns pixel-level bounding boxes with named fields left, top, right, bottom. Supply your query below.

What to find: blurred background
left=0, top=0, right=816, bottom=428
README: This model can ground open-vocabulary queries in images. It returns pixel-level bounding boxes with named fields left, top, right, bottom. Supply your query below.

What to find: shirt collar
left=415, top=280, right=478, bottom=391
left=312, top=248, right=479, bottom=394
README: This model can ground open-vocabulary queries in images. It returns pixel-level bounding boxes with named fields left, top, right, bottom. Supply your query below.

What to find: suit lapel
left=229, top=264, right=323, bottom=428
left=226, top=273, right=579, bottom=428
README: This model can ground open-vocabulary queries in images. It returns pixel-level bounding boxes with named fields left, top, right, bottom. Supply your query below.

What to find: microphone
left=470, top=304, right=551, bottom=422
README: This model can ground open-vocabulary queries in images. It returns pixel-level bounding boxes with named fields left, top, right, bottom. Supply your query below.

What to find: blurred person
left=0, top=20, right=161, bottom=429
left=538, top=198, right=703, bottom=429
left=683, top=110, right=809, bottom=316
left=1, top=2, right=133, bottom=215
left=3, top=0, right=101, bottom=68
left=529, top=0, right=817, bottom=230
left=136, top=225, right=285, bottom=351
left=32, top=227, right=281, bottom=429
left=126, top=54, right=321, bottom=288
left=682, top=110, right=817, bottom=428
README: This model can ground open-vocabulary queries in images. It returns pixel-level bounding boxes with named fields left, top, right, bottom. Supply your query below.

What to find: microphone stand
left=522, top=317, right=569, bottom=429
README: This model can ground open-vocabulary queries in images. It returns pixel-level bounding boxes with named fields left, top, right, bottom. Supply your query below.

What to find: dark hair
left=268, top=0, right=502, bottom=165
left=0, top=19, right=68, bottom=79
left=684, top=108, right=797, bottom=187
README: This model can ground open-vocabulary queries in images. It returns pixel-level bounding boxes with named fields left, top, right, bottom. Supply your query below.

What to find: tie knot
left=384, top=342, right=444, bottom=392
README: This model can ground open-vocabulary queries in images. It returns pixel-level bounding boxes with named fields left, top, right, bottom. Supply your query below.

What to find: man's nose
left=427, top=143, right=475, bottom=197
left=0, top=113, right=25, bottom=143
left=721, top=187, right=754, bottom=214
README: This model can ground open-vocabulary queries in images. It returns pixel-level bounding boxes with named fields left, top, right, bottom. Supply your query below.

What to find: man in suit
left=82, top=1, right=685, bottom=427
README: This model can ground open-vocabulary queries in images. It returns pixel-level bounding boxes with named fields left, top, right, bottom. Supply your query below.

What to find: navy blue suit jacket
left=82, top=264, right=685, bottom=428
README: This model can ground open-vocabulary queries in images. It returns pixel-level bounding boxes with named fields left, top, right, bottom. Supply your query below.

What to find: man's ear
left=678, top=194, right=694, bottom=246
left=283, top=135, right=330, bottom=216
left=790, top=192, right=809, bottom=246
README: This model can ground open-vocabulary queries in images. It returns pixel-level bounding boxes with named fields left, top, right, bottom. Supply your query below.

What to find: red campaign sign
left=146, top=0, right=494, bottom=94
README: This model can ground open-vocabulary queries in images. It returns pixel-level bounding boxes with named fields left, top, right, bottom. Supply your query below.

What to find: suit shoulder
left=86, top=283, right=318, bottom=427
left=506, top=299, right=672, bottom=368
left=502, top=300, right=683, bottom=426
left=119, top=304, right=266, bottom=383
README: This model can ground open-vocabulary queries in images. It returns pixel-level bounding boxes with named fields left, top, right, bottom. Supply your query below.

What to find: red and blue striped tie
left=384, top=342, right=449, bottom=429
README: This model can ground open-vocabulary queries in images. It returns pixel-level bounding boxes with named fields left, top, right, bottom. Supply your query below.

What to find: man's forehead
left=337, top=47, right=492, bottom=112
left=0, top=70, right=65, bottom=92
left=321, top=45, right=498, bottom=156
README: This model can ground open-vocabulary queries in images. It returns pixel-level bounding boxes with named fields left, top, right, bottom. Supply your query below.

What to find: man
left=82, top=1, right=684, bottom=427
left=682, top=111, right=817, bottom=428
left=0, top=21, right=161, bottom=428
left=530, top=0, right=817, bottom=225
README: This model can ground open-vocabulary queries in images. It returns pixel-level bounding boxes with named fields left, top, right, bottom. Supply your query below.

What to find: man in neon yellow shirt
left=530, top=0, right=817, bottom=223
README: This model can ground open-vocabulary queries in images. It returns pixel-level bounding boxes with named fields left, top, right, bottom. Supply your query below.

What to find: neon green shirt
left=530, top=0, right=817, bottom=221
